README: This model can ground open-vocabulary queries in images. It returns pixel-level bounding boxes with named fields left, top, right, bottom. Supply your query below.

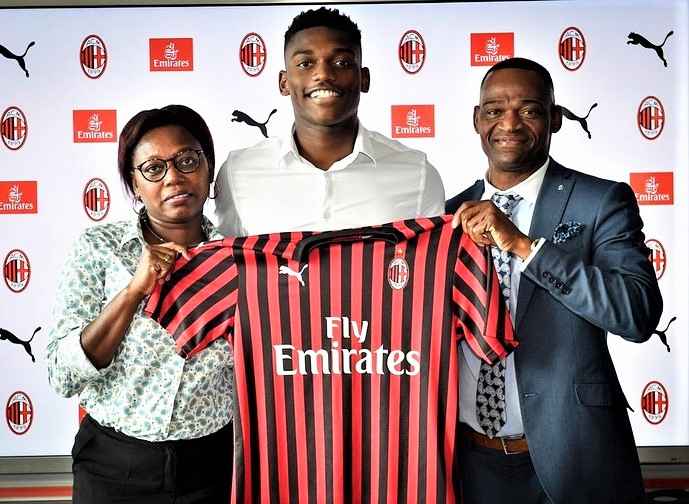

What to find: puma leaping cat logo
left=560, top=103, right=598, bottom=139
left=0, top=41, right=35, bottom=78
left=231, top=108, right=277, bottom=138
left=627, top=31, right=673, bottom=67
left=0, top=326, right=40, bottom=362
left=651, top=316, right=675, bottom=352
left=279, top=264, right=308, bottom=287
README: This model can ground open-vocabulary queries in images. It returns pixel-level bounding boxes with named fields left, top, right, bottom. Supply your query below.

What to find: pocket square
left=552, top=221, right=585, bottom=244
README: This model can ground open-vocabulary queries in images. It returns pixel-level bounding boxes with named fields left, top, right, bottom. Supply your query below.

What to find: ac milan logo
left=388, top=257, right=409, bottom=290
left=6, top=391, right=33, bottom=435
left=559, top=27, right=586, bottom=71
left=645, top=239, right=666, bottom=280
left=641, top=381, right=669, bottom=425
left=4, top=249, right=30, bottom=293
left=638, top=96, right=665, bottom=140
left=240, top=33, right=266, bottom=77
left=399, top=30, right=426, bottom=74
left=80, top=34, right=107, bottom=79
left=1, top=106, right=27, bottom=150
left=83, top=178, right=110, bottom=221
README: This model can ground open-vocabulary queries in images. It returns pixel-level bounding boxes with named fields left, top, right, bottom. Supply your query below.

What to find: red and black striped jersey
left=145, top=215, right=517, bottom=504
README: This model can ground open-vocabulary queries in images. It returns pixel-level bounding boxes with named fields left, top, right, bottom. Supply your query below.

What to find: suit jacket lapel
left=468, top=179, right=484, bottom=201
left=515, top=160, right=575, bottom=331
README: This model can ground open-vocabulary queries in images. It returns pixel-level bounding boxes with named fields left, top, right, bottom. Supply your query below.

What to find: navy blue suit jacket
left=446, top=160, right=663, bottom=504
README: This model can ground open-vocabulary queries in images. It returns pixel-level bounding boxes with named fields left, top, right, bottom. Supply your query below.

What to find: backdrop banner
left=0, top=0, right=687, bottom=456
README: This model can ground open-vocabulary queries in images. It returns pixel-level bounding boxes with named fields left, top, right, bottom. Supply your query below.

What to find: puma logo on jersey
left=279, top=264, right=308, bottom=286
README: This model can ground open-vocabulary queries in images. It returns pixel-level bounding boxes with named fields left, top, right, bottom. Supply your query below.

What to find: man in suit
left=446, top=57, right=662, bottom=504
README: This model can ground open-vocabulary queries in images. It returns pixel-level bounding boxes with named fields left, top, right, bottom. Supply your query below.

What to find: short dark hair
left=117, top=104, right=215, bottom=199
left=284, top=7, right=361, bottom=53
left=480, top=57, right=554, bottom=97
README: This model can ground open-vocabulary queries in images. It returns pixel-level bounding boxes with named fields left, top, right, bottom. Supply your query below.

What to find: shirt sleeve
left=419, top=158, right=446, bottom=217
left=214, top=153, right=245, bottom=237
left=452, top=233, right=518, bottom=364
left=144, top=240, right=238, bottom=359
left=46, top=229, right=115, bottom=398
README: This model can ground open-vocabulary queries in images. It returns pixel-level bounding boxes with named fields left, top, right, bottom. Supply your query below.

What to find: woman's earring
left=132, top=194, right=144, bottom=214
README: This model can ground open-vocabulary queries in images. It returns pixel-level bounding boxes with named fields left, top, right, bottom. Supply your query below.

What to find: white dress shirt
left=214, top=123, right=445, bottom=236
left=459, top=160, right=549, bottom=436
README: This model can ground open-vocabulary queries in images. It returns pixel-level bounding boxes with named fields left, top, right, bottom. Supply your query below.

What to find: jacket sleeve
left=522, top=182, right=662, bottom=341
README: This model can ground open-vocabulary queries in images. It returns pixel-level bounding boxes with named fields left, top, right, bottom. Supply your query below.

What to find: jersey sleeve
left=452, top=234, right=517, bottom=364
left=144, top=240, right=239, bottom=359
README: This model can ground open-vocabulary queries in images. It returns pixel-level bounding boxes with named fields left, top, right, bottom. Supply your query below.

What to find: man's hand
left=451, top=200, right=533, bottom=259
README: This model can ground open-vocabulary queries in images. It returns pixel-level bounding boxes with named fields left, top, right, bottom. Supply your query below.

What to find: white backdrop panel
left=0, top=0, right=686, bottom=456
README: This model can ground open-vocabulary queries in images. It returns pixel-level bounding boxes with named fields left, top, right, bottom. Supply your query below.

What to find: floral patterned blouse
left=46, top=216, right=233, bottom=441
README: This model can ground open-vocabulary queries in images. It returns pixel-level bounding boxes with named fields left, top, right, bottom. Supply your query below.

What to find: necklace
left=141, top=213, right=206, bottom=247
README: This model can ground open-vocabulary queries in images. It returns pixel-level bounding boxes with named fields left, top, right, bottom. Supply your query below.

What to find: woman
left=46, top=105, right=233, bottom=503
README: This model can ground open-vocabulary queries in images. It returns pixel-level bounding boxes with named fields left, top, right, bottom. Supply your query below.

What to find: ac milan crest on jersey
left=239, top=33, right=266, bottom=77
left=470, top=33, right=514, bottom=66
left=1, top=106, right=27, bottom=150
left=645, top=239, right=666, bottom=280
left=80, top=34, right=107, bottom=79
left=391, top=105, right=434, bottom=138
left=83, top=178, right=110, bottom=221
left=629, top=172, right=673, bottom=205
left=0, top=181, right=37, bottom=214
left=637, top=96, right=665, bottom=140
left=559, top=27, right=586, bottom=71
left=6, top=391, right=33, bottom=435
left=4, top=249, right=30, bottom=293
left=387, top=256, right=409, bottom=290
left=73, top=109, right=117, bottom=143
left=149, top=38, right=193, bottom=71
left=641, top=381, right=668, bottom=425
left=398, top=30, right=426, bottom=74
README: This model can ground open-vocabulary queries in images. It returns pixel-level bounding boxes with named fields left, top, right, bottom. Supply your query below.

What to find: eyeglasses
left=134, top=149, right=204, bottom=182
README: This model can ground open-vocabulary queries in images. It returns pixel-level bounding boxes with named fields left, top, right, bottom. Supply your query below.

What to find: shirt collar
left=279, top=122, right=376, bottom=169
left=118, top=213, right=221, bottom=251
left=483, top=158, right=550, bottom=205
left=221, top=217, right=451, bottom=263
left=118, top=216, right=144, bottom=250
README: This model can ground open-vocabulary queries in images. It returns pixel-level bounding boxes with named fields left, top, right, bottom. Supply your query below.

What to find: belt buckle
left=499, top=435, right=523, bottom=455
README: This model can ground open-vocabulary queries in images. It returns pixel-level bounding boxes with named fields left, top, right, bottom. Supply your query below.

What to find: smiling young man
left=214, top=7, right=444, bottom=236
left=445, top=57, right=662, bottom=504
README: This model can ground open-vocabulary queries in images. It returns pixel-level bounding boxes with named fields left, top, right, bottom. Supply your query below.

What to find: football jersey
left=145, top=215, right=517, bottom=504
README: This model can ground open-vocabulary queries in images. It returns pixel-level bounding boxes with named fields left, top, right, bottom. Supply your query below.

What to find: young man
left=214, top=7, right=444, bottom=236
left=446, top=57, right=662, bottom=504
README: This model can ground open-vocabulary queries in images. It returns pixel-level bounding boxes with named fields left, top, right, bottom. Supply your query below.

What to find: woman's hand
left=128, top=243, right=191, bottom=297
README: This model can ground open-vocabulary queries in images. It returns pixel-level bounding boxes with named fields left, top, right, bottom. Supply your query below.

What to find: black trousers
left=72, top=415, right=233, bottom=504
left=457, top=426, right=552, bottom=504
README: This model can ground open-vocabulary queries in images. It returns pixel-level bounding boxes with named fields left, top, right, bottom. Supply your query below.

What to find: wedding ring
left=162, top=256, right=171, bottom=264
